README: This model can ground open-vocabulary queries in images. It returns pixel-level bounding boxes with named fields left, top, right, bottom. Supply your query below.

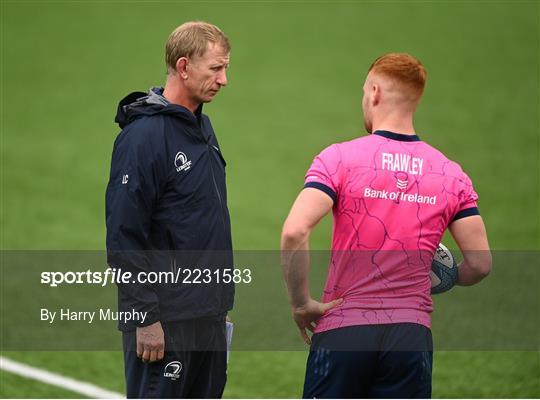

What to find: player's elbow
left=281, top=222, right=310, bottom=248
left=468, top=251, right=492, bottom=279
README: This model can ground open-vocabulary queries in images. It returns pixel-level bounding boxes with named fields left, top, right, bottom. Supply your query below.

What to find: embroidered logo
left=174, top=152, right=192, bottom=172
left=395, top=171, right=409, bottom=191
left=163, top=361, right=182, bottom=380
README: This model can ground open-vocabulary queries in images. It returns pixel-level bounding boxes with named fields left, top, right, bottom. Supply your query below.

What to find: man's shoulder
left=310, top=135, right=370, bottom=166
left=111, top=118, right=170, bottom=163
left=334, top=133, right=380, bottom=150
left=117, top=115, right=167, bottom=146
left=319, top=134, right=376, bottom=161
left=415, top=140, right=472, bottom=181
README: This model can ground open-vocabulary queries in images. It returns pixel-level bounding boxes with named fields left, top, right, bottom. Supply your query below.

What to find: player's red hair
left=368, top=53, right=427, bottom=100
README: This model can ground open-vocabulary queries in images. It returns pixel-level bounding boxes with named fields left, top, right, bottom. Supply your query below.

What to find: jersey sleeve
left=452, top=171, right=480, bottom=221
left=304, top=144, right=341, bottom=203
left=105, top=122, right=168, bottom=328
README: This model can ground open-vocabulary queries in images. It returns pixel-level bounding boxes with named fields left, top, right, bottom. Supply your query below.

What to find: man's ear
left=372, top=84, right=381, bottom=106
left=176, top=57, right=189, bottom=80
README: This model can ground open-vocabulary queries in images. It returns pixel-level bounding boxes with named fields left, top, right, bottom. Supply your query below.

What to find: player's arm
left=448, top=215, right=492, bottom=286
left=281, top=188, right=342, bottom=344
left=281, top=188, right=333, bottom=304
left=106, top=126, right=167, bottom=363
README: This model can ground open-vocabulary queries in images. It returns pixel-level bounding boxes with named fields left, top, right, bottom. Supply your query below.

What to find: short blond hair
left=165, top=21, right=230, bottom=74
left=369, top=53, right=427, bottom=100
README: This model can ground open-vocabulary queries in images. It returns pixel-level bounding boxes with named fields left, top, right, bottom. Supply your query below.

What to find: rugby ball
left=430, top=243, right=458, bottom=294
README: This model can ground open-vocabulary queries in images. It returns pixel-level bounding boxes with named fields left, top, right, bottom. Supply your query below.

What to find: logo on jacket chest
left=174, top=151, right=192, bottom=172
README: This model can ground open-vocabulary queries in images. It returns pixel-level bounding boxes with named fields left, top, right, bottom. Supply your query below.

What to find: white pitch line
left=0, top=356, right=124, bottom=398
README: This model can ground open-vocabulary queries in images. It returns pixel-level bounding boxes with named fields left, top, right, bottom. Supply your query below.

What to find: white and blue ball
left=430, top=243, right=458, bottom=294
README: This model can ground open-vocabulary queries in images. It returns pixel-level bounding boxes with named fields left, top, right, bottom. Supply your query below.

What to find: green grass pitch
left=1, top=1, right=538, bottom=398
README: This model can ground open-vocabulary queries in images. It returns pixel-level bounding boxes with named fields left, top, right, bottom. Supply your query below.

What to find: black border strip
left=373, top=130, right=421, bottom=142
left=304, top=182, right=337, bottom=203
left=452, top=207, right=480, bottom=222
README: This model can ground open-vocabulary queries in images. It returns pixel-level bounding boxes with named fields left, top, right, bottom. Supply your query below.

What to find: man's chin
left=195, top=92, right=219, bottom=104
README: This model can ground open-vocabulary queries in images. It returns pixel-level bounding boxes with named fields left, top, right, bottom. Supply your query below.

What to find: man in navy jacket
left=106, top=21, right=233, bottom=398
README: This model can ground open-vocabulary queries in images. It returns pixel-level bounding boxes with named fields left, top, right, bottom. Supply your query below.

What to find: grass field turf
left=1, top=1, right=539, bottom=398
left=2, top=352, right=539, bottom=398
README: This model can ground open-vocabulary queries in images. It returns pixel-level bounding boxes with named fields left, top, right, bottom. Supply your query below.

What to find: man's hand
left=136, top=321, right=165, bottom=363
left=292, top=298, right=343, bottom=345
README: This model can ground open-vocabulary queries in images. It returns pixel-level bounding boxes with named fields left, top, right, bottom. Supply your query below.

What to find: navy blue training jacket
left=106, top=87, right=234, bottom=331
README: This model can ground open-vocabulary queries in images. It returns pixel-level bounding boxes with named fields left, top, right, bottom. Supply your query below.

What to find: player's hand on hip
left=291, top=298, right=343, bottom=345
left=136, top=321, right=165, bottom=363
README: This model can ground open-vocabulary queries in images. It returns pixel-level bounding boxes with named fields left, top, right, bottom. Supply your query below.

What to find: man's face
left=185, top=42, right=230, bottom=105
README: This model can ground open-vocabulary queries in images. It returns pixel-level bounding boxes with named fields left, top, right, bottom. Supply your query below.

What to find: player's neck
left=371, top=112, right=416, bottom=135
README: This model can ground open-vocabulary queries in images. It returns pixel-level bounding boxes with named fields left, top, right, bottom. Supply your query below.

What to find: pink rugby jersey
left=304, top=130, right=479, bottom=332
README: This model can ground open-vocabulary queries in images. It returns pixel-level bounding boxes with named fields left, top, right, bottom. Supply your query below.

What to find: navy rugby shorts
left=303, top=323, right=433, bottom=398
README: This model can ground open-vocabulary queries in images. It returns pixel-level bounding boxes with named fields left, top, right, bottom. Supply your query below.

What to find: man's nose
left=217, top=70, right=228, bottom=86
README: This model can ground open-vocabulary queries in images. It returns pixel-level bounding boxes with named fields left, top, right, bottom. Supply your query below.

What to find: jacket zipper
left=166, top=231, right=177, bottom=274
left=207, top=143, right=227, bottom=231
left=199, top=116, right=227, bottom=232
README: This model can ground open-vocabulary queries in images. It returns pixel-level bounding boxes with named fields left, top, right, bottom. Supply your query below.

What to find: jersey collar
left=373, top=130, right=421, bottom=142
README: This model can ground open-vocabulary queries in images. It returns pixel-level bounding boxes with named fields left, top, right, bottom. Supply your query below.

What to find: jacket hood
left=114, top=87, right=200, bottom=129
